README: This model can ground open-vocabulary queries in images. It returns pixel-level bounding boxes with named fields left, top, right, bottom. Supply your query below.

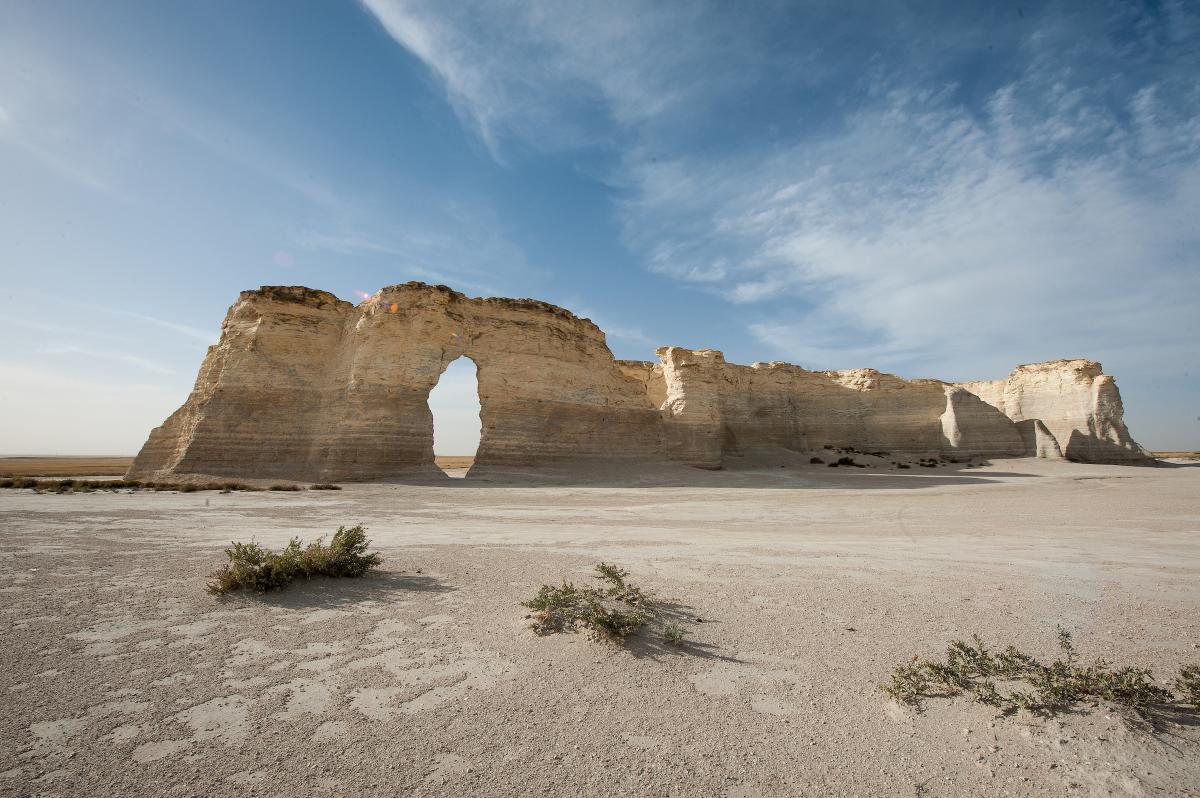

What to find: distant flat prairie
left=435, top=455, right=475, bottom=470
left=0, top=456, right=134, bottom=476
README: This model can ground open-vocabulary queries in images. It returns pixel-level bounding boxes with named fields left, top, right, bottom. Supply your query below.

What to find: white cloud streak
left=34, top=344, right=178, bottom=375
left=296, top=196, right=539, bottom=297
left=10, top=290, right=218, bottom=345
left=362, top=1, right=1199, bottom=386
left=625, top=77, right=1200, bottom=379
left=358, top=0, right=760, bottom=161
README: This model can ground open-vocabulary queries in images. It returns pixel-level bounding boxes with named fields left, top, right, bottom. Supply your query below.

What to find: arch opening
left=427, top=356, right=482, bottom=478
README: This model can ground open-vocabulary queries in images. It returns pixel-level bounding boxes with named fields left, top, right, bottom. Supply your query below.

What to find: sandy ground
left=1, top=458, right=1198, bottom=797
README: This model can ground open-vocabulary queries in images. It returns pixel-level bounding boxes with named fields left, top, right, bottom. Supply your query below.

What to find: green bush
left=882, top=628, right=1185, bottom=715
left=1177, top=664, right=1200, bottom=705
left=522, top=562, right=691, bottom=644
left=310, top=484, right=342, bottom=490
left=206, top=525, right=382, bottom=595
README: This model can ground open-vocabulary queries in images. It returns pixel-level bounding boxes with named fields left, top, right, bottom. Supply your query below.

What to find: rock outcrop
left=130, top=284, right=663, bottom=481
left=958, top=360, right=1151, bottom=464
left=625, top=348, right=1026, bottom=469
left=128, top=284, right=1151, bottom=481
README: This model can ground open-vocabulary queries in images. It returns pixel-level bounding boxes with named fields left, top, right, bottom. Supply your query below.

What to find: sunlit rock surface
left=128, top=284, right=1150, bottom=481
left=129, top=284, right=663, bottom=481
left=958, top=360, right=1151, bottom=464
left=632, top=347, right=1026, bottom=469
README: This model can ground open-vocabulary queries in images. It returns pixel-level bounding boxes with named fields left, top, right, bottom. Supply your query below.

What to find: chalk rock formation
left=958, top=360, right=1151, bottom=463
left=624, top=348, right=1026, bottom=469
left=129, top=284, right=663, bottom=481
left=129, top=284, right=1151, bottom=481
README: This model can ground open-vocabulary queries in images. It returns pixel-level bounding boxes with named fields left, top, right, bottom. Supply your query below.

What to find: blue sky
left=1, top=0, right=1197, bottom=455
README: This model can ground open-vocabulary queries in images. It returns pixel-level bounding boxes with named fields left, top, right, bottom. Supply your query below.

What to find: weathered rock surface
left=130, top=284, right=663, bottom=481
left=129, top=284, right=1151, bottom=481
left=958, top=360, right=1152, bottom=464
left=632, top=348, right=1026, bottom=469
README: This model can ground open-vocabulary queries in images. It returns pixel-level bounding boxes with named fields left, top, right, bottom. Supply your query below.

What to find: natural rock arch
left=127, top=282, right=1151, bottom=482
left=129, top=283, right=665, bottom=481
left=427, top=354, right=483, bottom=461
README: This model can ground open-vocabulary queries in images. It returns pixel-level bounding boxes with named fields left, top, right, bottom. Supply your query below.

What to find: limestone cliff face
left=129, top=283, right=663, bottom=481
left=644, top=348, right=1026, bottom=468
left=129, top=286, right=353, bottom=481
left=129, top=284, right=1150, bottom=480
left=957, top=360, right=1150, bottom=463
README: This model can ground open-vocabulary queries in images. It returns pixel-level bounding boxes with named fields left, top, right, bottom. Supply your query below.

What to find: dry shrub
left=883, top=628, right=1193, bottom=716
left=521, top=562, right=685, bottom=644
left=1, top=478, right=265, bottom=493
left=206, top=525, right=382, bottom=595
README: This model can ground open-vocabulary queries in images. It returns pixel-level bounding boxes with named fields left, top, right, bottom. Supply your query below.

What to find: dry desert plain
left=1, top=456, right=1199, bottom=797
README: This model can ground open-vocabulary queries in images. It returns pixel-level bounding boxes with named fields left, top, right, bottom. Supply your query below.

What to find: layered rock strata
left=619, top=348, right=1026, bottom=469
left=130, top=284, right=664, bottom=481
left=129, top=284, right=1150, bottom=481
left=958, top=360, right=1151, bottom=463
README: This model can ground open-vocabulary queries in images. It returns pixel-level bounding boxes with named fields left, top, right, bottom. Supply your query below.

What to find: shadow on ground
left=626, top=598, right=743, bottom=663
left=623, top=632, right=742, bottom=662
left=379, top=461, right=1044, bottom=491
left=217, top=569, right=455, bottom=610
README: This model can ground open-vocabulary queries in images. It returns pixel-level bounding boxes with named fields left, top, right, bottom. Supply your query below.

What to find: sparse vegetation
left=1177, top=665, right=1200, bottom=705
left=206, top=525, right=382, bottom=595
left=663, top=623, right=686, bottom=646
left=522, top=562, right=689, bottom=645
left=268, top=484, right=302, bottom=491
left=828, top=456, right=866, bottom=468
left=0, top=478, right=37, bottom=489
left=0, top=478, right=271, bottom=493
left=809, top=457, right=824, bottom=464
left=882, top=628, right=1195, bottom=716
left=310, top=484, right=342, bottom=490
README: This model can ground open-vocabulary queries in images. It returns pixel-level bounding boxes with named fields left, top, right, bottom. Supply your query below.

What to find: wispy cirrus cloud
left=362, top=1, right=1200, bottom=385
left=626, top=76, right=1200, bottom=378
left=11, top=290, right=218, bottom=345
left=296, top=196, right=541, bottom=297
left=34, top=344, right=178, bottom=375
left=358, top=0, right=767, bottom=160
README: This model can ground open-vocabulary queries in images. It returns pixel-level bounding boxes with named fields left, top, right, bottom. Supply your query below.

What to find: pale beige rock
left=1015, top=418, right=1064, bottom=460
left=129, top=284, right=1150, bottom=481
left=129, top=284, right=663, bottom=481
left=641, top=347, right=1025, bottom=468
left=958, top=360, right=1151, bottom=464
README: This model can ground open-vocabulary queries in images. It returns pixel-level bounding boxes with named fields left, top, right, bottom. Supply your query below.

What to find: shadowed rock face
left=128, top=284, right=1150, bottom=481
left=958, top=360, right=1152, bottom=464
left=628, top=348, right=1026, bottom=469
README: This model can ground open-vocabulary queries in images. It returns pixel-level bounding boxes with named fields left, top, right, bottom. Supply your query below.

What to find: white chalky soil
left=1, top=457, right=1198, bottom=797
